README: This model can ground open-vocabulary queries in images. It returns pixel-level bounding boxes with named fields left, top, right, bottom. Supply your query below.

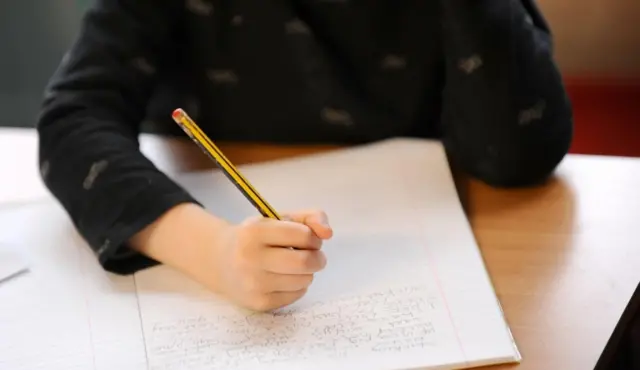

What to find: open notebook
left=0, top=138, right=520, bottom=370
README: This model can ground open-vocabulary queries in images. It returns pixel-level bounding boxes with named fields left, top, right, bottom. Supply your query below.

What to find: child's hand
left=214, top=210, right=333, bottom=311
left=130, top=203, right=333, bottom=312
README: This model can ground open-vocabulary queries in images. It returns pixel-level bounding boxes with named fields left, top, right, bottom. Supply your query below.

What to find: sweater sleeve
left=36, top=0, right=198, bottom=274
left=439, top=0, right=574, bottom=187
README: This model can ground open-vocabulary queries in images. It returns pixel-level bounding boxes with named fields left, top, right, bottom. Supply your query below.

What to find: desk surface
left=2, top=127, right=639, bottom=369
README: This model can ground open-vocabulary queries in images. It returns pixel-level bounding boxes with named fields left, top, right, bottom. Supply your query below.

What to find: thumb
left=282, top=209, right=333, bottom=240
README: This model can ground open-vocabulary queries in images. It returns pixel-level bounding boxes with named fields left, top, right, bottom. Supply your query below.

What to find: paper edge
left=155, top=137, right=524, bottom=366
left=426, top=140, right=523, bottom=365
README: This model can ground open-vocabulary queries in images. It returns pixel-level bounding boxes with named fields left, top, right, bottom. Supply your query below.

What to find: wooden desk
left=1, top=127, right=639, bottom=369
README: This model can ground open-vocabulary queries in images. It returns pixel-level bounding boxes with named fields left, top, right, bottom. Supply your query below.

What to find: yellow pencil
left=171, top=108, right=282, bottom=220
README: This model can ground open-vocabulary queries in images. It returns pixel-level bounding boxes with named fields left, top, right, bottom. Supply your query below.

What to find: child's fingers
left=244, top=217, right=322, bottom=250
left=258, top=289, right=308, bottom=311
left=281, top=209, right=333, bottom=239
left=260, top=272, right=315, bottom=293
left=260, top=247, right=326, bottom=274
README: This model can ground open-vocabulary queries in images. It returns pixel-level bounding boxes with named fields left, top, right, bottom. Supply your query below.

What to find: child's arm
left=37, top=1, right=331, bottom=311
left=439, top=0, right=573, bottom=187
left=36, top=0, right=197, bottom=274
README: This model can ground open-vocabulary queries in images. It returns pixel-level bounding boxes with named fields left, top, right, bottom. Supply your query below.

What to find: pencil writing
left=143, top=284, right=444, bottom=370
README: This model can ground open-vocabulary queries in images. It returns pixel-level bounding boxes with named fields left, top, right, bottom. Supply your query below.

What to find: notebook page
left=0, top=244, right=29, bottom=284
left=0, top=202, right=147, bottom=370
left=135, top=137, right=519, bottom=369
left=212, top=138, right=520, bottom=367
left=135, top=233, right=466, bottom=370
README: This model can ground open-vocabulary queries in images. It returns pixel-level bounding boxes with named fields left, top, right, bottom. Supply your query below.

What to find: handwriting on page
left=144, top=284, right=445, bottom=370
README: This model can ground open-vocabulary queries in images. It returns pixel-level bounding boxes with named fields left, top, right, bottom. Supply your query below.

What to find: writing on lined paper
left=141, top=284, right=450, bottom=370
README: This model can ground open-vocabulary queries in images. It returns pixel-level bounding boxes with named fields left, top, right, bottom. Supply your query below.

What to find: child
left=36, top=0, right=573, bottom=311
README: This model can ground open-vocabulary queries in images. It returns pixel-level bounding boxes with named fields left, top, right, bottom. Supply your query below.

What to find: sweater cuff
left=94, top=180, right=201, bottom=275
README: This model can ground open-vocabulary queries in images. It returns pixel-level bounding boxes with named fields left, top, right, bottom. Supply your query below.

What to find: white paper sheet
left=0, top=203, right=147, bottom=370
left=0, top=138, right=519, bottom=370
left=0, top=244, right=29, bottom=284
left=134, top=138, right=520, bottom=370
left=135, top=234, right=467, bottom=370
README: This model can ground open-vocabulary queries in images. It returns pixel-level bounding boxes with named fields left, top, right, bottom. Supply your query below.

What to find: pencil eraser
left=171, top=108, right=183, bottom=121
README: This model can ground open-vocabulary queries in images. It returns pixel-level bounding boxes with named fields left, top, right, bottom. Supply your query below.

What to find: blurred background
left=1, top=0, right=638, bottom=156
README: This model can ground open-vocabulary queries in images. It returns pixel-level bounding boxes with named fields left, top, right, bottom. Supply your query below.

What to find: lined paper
left=0, top=138, right=520, bottom=369
left=0, top=203, right=147, bottom=370
left=134, top=138, right=520, bottom=369
left=0, top=244, right=29, bottom=284
left=135, top=234, right=466, bottom=370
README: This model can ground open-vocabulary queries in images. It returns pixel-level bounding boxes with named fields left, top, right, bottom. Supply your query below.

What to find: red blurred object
left=564, top=77, right=640, bottom=157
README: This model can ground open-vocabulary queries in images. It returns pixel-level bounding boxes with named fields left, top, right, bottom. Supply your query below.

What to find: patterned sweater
left=36, top=0, right=573, bottom=274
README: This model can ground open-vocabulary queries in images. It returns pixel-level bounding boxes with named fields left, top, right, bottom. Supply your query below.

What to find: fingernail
left=319, top=219, right=331, bottom=228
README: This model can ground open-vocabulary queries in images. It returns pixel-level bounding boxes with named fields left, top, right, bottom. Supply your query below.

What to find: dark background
left=0, top=1, right=90, bottom=128
left=0, top=1, right=637, bottom=154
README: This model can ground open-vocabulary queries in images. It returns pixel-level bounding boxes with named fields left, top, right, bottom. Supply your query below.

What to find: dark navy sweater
left=36, top=0, right=573, bottom=274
